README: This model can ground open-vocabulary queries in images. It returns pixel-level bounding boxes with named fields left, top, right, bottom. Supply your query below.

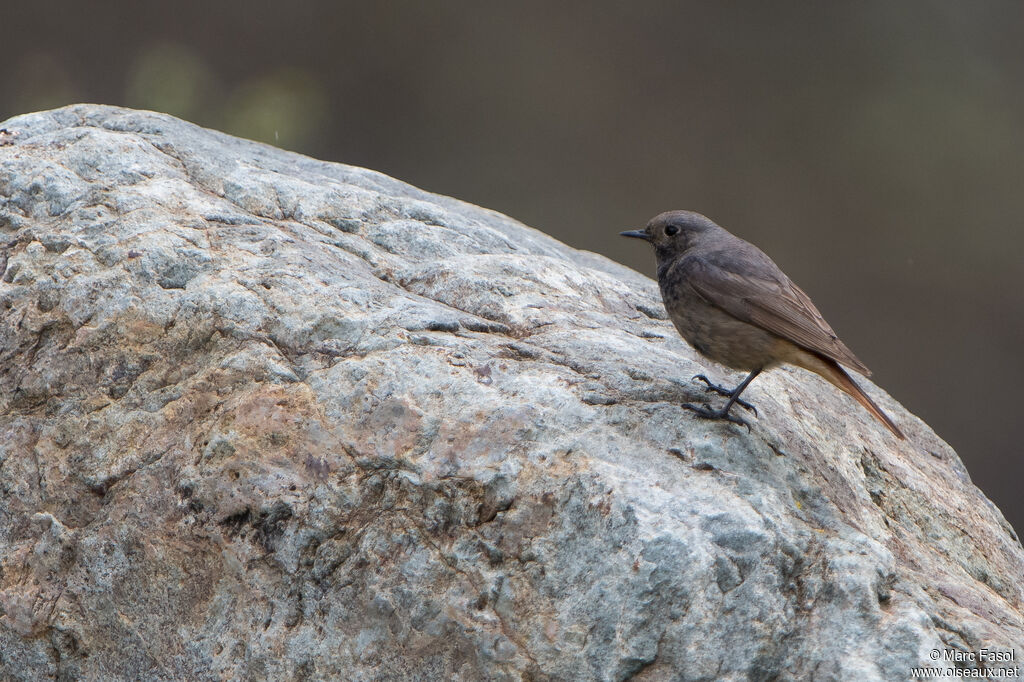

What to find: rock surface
left=0, top=104, right=1020, bottom=680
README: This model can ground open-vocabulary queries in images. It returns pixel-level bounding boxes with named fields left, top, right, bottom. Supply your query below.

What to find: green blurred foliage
left=126, top=43, right=215, bottom=120
left=220, top=69, right=328, bottom=151
left=124, top=45, right=326, bottom=152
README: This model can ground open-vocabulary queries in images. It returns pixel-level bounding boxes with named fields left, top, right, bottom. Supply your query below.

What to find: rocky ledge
left=0, top=105, right=1020, bottom=680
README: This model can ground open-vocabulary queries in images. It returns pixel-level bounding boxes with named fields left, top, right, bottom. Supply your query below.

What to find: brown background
left=3, top=1, right=1021, bottom=534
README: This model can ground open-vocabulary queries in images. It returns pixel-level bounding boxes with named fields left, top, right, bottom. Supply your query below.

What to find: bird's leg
left=683, top=369, right=763, bottom=429
left=691, top=374, right=758, bottom=415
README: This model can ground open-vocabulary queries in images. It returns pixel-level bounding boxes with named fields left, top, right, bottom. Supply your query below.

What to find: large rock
left=0, top=105, right=1020, bottom=680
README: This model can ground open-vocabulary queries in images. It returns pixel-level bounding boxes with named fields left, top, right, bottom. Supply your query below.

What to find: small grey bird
left=622, top=210, right=904, bottom=439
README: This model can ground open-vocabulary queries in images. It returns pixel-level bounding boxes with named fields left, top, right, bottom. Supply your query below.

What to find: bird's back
left=681, top=228, right=871, bottom=375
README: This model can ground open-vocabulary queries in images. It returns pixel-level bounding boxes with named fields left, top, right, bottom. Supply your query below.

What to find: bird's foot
left=691, top=375, right=758, bottom=416
left=681, top=402, right=752, bottom=432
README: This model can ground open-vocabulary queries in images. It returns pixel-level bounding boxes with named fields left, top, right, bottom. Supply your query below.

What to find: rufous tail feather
left=817, top=357, right=905, bottom=439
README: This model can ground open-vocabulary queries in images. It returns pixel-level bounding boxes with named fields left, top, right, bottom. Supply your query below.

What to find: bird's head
left=620, top=210, right=719, bottom=260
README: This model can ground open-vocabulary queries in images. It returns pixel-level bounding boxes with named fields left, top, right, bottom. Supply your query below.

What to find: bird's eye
left=665, top=224, right=679, bottom=236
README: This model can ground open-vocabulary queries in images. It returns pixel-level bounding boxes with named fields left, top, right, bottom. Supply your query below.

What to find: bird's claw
left=681, top=402, right=752, bottom=432
left=691, top=375, right=758, bottom=415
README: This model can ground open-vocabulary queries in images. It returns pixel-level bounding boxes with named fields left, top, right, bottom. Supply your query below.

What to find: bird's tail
left=812, top=355, right=905, bottom=440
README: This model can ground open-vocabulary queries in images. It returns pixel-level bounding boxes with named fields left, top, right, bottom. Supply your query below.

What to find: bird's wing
left=684, top=251, right=871, bottom=375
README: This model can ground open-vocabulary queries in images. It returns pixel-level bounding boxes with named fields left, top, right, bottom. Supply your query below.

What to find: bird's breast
left=659, top=274, right=782, bottom=371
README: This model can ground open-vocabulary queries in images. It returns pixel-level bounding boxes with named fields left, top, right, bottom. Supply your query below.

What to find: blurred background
left=2, top=1, right=1021, bottom=534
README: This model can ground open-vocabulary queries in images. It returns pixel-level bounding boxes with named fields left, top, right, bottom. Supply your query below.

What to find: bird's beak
left=619, top=229, right=650, bottom=241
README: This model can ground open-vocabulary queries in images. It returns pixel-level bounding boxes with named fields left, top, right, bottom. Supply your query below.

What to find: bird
left=621, top=210, right=904, bottom=439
